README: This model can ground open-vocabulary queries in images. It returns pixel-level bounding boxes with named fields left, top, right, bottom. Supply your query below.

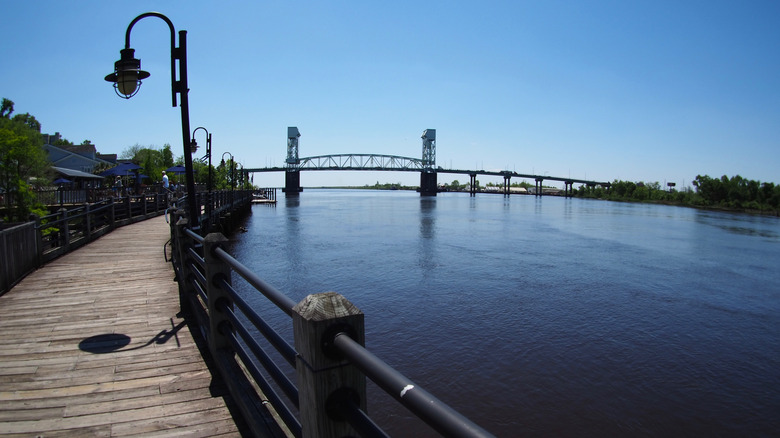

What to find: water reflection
left=694, top=209, right=780, bottom=240
left=284, top=196, right=303, bottom=280
left=418, top=197, right=437, bottom=276
left=419, top=197, right=436, bottom=239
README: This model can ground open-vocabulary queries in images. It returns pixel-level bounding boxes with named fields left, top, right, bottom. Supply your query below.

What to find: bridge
left=243, top=127, right=612, bottom=197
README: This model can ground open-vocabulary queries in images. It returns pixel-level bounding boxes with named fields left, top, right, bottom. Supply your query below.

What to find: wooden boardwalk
left=0, top=216, right=246, bottom=437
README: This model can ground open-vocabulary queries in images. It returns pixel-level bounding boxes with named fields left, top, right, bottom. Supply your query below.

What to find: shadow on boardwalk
left=0, top=216, right=250, bottom=437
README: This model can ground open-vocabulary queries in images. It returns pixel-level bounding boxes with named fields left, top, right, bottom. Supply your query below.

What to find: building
left=43, top=132, right=116, bottom=174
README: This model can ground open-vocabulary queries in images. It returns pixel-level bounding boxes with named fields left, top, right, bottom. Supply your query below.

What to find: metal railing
left=0, top=193, right=167, bottom=295
left=0, top=189, right=259, bottom=296
left=168, top=210, right=496, bottom=437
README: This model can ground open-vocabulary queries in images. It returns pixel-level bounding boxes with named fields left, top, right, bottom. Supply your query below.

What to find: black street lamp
left=221, top=152, right=234, bottom=202
left=191, top=127, right=212, bottom=190
left=105, top=12, right=199, bottom=228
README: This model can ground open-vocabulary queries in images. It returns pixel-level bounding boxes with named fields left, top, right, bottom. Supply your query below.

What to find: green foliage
left=120, top=143, right=181, bottom=184
left=575, top=175, right=779, bottom=214
left=0, top=99, right=50, bottom=222
left=161, top=144, right=174, bottom=168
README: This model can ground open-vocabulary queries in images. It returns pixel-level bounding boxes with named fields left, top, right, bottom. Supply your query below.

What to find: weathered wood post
left=293, top=292, right=366, bottom=437
left=33, top=216, right=43, bottom=267
left=58, top=208, right=69, bottom=250
left=203, top=232, right=233, bottom=355
left=124, top=195, right=131, bottom=221
left=84, top=203, right=92, bottom=240
left=173, top=214, right=194, bottom=316
left=109, top=198, right=116, bottom=230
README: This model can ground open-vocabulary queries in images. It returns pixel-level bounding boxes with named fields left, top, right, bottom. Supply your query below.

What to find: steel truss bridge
left=298, top=154, right=425, bottom=171
left=241, top=128, right=611, bottom=196
left=243, top=153, right=425, bottom=173
left=243, top=153, right=611, bottom=197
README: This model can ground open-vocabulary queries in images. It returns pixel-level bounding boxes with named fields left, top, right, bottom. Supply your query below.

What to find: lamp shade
left=105, top=48, right=150, bottom=98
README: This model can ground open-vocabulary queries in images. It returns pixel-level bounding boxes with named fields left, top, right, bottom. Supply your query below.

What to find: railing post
left=124, top=195, right=131, bottom=220
left=34, top=216, right=43, bottom=267
left=173, top=215, right=194, bottom=316
left=109, top=198, right=116, bottom=230
left=85, top=203, right=92, bottom=240
left=293, top=292, right=367, bottom=438
left=203, top=232, right=233, bottom=355
left=58, top=208, right=70, bottom=249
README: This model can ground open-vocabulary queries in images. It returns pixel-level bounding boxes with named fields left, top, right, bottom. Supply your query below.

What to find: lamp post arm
left=124, top=12, right=178, bottom=108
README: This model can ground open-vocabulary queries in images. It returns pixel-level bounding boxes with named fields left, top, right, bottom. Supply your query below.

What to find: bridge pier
left=469, top=174, right=477, bottom=196
left=283, top=170, right=303, bottom=197
left=503, top=175, right=511, bottom=196
left=419, top=171, right=438, bottom=196
left=564, top=180, right=573, bottom=197
left=535, top=177, right=544, bottom=197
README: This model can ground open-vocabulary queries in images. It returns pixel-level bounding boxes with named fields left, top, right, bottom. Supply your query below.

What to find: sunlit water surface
left=229, top=190, right=780, bottom=437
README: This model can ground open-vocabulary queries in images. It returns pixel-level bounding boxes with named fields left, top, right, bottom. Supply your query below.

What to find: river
left=229, top=189, right=780, bottom=437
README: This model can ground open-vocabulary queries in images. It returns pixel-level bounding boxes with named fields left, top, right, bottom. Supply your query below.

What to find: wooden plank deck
left=0, top=216, right=247, bottom=437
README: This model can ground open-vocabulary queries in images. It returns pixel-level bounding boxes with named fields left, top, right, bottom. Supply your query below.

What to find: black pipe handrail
left=218, top=298, right=299, bottom=405
left=334, top=333, right=495, bottom=438
left=169, top=202, right=497, bottom=437
left=217, top=276, right=297, bottom=366
left=214, top=246, right=297, bottom=315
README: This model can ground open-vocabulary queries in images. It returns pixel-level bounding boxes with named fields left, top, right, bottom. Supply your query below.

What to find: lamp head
left=105, top=48, right=150, bottom=99
left=190, top=138, right=199, bottom=154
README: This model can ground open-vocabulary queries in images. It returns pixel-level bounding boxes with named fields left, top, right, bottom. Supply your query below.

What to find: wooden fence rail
left=0, top=189, right=257, bottom=296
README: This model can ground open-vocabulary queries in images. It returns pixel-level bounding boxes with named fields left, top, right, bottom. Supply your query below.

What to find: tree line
left=1, top=98, right=253, bottom=223
left=574, top=175, right=780, bottom=214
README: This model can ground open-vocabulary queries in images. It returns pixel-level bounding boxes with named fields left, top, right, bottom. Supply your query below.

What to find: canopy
left=51, top=166, right=104, bottom=180
left=165, top=165, right=188, bottom=175
left=100, top=162, right=141, bottom=177
left=53, top=178, right=72, bottom=184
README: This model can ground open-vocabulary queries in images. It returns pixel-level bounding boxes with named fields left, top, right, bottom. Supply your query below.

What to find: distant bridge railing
left=298, top=154, right=425, bottom=171
left=169, top=214, right=496, bottom=437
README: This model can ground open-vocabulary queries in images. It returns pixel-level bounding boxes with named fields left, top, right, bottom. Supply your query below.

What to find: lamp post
left=221, top=152, right=234, bottom=204
left=192, top=127, right=212, bottom=229
left=191, top=127, right=212, bottom=193
left=105, top=12, right=199, bottom=229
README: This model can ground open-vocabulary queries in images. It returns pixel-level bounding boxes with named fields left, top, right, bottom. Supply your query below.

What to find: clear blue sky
left=2, top=1, right=778, bottom=188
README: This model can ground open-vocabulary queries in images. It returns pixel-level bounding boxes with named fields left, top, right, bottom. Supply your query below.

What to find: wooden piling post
left=203, top=232, right=233, bottom=355
left=58, top=208, right=69, bottom=250
left=293, top=292, right=366, bottom=438
left=173, top=215, right=194, bottom=316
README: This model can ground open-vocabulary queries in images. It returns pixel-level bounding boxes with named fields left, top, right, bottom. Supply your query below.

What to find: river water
left=229, top=189, right=780, bottom=437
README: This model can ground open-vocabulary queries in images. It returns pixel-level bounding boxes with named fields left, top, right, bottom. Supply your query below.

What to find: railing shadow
left=78, top=318, right=185, bottom=354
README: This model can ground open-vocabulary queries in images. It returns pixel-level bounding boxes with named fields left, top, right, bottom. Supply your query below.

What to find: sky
left=2, top=1, right=779, bottom=189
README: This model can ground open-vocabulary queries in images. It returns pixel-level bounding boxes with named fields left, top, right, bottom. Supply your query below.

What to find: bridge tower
left=419, top=129, right=437, bottom=196
left=284, top=127, right=303, bottom=197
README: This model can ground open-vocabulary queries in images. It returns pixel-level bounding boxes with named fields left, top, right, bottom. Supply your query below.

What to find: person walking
left=113, top=176, right=123, bottom=196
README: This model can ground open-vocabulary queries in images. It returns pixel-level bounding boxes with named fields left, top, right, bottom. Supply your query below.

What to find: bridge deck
left=0, top=216, right=245, bottom=437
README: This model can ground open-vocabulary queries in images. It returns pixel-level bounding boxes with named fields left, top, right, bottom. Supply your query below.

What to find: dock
left=0, top=216, right=245, bottom=437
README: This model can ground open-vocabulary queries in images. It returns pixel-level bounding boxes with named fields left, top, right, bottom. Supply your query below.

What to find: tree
left=0, top=99, right=50, bottom=222
left=122, top=144, right=170, bottom=184
left=0, top=98, right=13, bottom=118
left=161, top=144, right=174, bottom=168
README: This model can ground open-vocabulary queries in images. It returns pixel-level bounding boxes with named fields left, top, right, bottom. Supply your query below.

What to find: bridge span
left=242, top=127, right=611, bottom=197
